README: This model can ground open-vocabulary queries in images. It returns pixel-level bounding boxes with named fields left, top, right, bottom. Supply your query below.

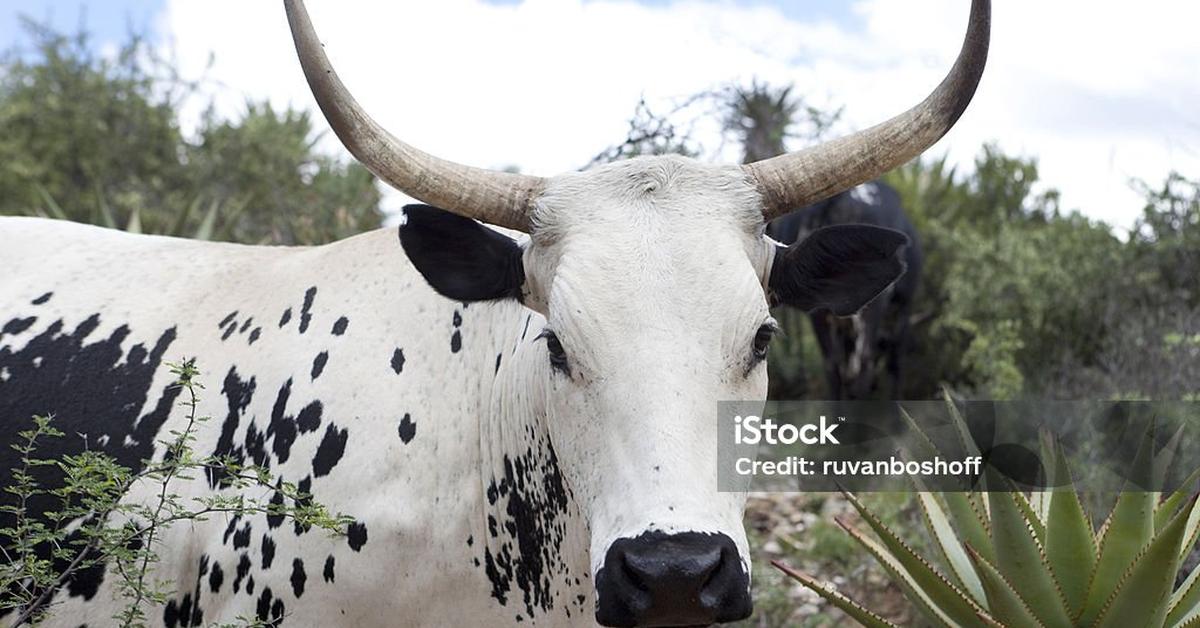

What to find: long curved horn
left=284, top=0, right=544, bottom=232
left=745, top=0, right=990, bottom=221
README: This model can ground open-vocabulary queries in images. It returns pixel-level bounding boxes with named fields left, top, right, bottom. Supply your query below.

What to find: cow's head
left=285, top=1, right=989, bottom=625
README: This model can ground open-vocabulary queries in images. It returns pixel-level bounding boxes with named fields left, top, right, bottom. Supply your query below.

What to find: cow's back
left=0, top=216, right=529, bottom=626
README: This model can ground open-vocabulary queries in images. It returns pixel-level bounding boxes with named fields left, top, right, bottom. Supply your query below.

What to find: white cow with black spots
left=0, top=1, right=989, bottom=625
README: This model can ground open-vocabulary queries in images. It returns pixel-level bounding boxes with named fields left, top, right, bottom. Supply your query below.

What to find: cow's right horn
left=285, top=0, right=544, bottom=232
left=745, top=0, right=990, bottom=222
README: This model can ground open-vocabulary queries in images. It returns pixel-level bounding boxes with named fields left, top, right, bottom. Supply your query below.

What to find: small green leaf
left=773, top=561, right=901, bottom=628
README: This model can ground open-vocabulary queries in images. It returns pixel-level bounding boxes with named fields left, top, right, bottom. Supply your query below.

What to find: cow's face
left=286, top=0, right=986, bottom=622
left=524, top=159, right=771, bottom=626
left=400, top=155, right=909, bottom=627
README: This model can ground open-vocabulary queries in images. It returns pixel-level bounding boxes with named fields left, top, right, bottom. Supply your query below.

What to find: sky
left=4, top=0, right=1199, bottom=233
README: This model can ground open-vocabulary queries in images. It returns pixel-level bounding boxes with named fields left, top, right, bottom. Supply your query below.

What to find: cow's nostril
left=700, top=547, right=725, bottom=590
left=620, top=554, right=649, bottom=592
left=595, top=531, right=752, bottom=628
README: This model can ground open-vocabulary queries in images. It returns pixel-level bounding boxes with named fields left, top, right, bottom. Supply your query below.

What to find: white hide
left=0, top=155, right=776, bottom=627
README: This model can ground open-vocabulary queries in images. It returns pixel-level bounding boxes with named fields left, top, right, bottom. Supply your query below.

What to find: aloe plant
left=775, top=401, right=1200, bottom=628
left=32, top=183, right=233, bottom=241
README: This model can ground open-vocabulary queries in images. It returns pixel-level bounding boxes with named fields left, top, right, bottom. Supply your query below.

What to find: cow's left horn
left=745, top=0, right=990, bottom=221
left=284, top=0, right=544, bottom=232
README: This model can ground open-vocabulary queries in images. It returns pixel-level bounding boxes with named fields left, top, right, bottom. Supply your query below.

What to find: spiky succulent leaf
left=96, top=188, right=118, bottom=229
left=1081, top=425, right=1159, bottom=626
left=943, top=491, right=994, bottom=565
left=938, top=392, right=990, bottom=522
left=836, top=518, right=960, bottom=628
left=125, top=206, right=142, bottom=234
left=35, top=184, right=70, bottom=220
left=168, top=194, right=200, bottom=237
left=899, top=405, right=941, bottom=462
left=942, top=389, right=982, bottom=461
left=1043, top=440, right=1096, bottom=619
left=1093, top=495, right=1197, bottom=628
left=1181, top=500, right=1200, bottom=562
left=1027, top=431, right=1056, bottom=525
left=987, top=489, right=1072, bottom=628
left=772, top=561, right=901, bottom=628
left=1014, top=489, right=1047, bottom=546
left=1157, top=465, right=1200, bottom=533
left=916, top=490, right=988, bottom=607
left=194, top=199, right=221, bottom=241
left=1029, top=490, right=1050, bottom=527
left=1153, top=424, right=1186, bottom=496
left=842, top=494, right=989, bottom=627
left=964, top=544, right=1046, bottom=628
left=1168, top=564, right=1200, bottom=628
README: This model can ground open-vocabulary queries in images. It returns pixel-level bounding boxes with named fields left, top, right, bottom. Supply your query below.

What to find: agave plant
left=33, top=183, right=235, bottom=241
left=776, top=401, right=1200, bottom=628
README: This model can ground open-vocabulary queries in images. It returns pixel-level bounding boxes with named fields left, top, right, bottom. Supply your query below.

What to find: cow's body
left=767, top=181, right=922, bottom=399
left=0, top=215, right=592, bottom=625
left=0, top=157, right=780, bottom=627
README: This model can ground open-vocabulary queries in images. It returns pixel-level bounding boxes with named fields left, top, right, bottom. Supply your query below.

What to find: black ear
left=398, top=204, right=525, bottom=302
left=768, top=224, right=908, bottom=315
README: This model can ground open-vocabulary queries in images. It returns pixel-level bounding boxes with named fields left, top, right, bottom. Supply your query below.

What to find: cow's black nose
left=595, top=531, right=752, bottom=627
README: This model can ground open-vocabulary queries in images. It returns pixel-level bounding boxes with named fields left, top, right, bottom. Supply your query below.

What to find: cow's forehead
left=531, top=155, right=765, bottom=243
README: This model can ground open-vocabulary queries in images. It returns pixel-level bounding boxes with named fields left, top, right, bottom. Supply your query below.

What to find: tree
left=1128, top=173, right=1200, bottom=306
left=0, top=20, right=189, bottom=229
left=721, top=80, right=839, bottom=164
left=0, top=18, right=382, bottom=245
left=886, top=149, right=1122, bottom=398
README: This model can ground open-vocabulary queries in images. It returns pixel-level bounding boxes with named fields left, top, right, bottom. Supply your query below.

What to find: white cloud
left=158, top=0, right=1200, bottom=230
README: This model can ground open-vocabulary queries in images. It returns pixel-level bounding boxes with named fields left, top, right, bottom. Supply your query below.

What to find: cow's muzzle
left=594, top=531, right=752, bottom=627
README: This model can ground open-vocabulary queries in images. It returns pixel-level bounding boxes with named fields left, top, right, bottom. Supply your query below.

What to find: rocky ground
left=733, top=492, right=919, bottom=627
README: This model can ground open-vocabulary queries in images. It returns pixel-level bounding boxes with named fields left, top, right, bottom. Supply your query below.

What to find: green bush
left=0, top=18, right=382, bottom=244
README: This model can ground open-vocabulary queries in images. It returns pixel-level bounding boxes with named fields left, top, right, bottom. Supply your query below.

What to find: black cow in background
left=768, top=180, right=922, bottom=400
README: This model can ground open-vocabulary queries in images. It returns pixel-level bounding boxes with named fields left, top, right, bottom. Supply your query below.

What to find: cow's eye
left=538, top=329, right=570, bottom=375
left=752, top=322, right=778, bottom=361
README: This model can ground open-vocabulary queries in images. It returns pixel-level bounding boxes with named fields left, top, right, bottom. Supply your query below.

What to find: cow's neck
left=471, top=307, right=591, bottom=620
